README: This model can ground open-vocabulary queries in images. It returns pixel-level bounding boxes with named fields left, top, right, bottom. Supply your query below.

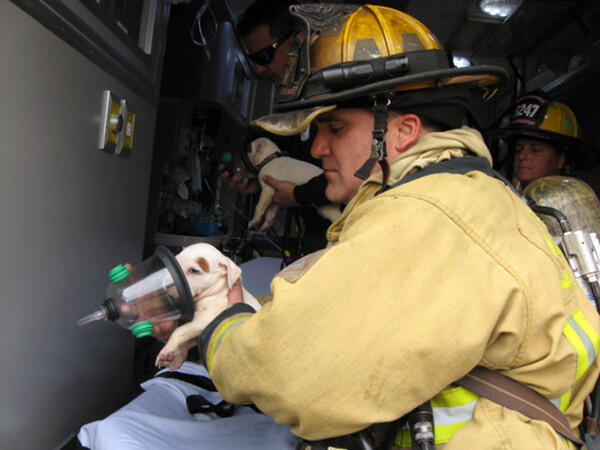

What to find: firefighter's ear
left=388, top=113, right=421, bottom=156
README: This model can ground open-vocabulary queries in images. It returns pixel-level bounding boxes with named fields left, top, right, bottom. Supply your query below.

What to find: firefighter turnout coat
left=199, top=126, right=600, bottom=449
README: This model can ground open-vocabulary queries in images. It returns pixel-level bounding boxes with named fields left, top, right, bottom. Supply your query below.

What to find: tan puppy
left=155, top=243, right=261, bottom=370
left=247, top=137, right=342, bottom=231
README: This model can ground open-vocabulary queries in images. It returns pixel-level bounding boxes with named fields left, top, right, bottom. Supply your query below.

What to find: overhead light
left=479, top=0, right=522, bottom=18
left=453, top=56, right=473, bottom=68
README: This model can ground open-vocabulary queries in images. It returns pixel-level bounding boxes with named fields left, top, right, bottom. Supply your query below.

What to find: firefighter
left=195, top=5, right=600, bottom=448
left=491, top=90, right=600, bottom=191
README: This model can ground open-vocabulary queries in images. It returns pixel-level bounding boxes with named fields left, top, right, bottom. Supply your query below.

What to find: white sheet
left=77, top=362, right=297, bottom=450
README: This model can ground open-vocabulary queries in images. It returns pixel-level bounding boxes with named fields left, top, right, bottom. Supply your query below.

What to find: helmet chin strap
left=354, top=95, right=391, bottom=193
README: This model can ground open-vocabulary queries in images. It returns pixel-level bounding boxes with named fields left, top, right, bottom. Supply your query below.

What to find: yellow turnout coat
left=201, top=127, right=600, bottom=449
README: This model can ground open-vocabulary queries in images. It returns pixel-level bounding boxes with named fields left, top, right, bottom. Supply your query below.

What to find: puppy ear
left=196, top=257, right=210, bottom=273
left=256, top=139, right=264, bottom=154
left=218, top=258, right=242, bottom=289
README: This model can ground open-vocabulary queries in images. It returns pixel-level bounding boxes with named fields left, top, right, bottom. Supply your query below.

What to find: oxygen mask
left=76, top=246, right=194, bottom=338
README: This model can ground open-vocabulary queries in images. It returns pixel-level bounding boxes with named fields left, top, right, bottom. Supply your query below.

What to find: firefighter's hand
left=152, top=280, right=244, bottom=342
left=219, top=164, right=260, bottom=195
left=263, top=175, right=300, bottom=207
left=227, top=279, right=244, bottom=307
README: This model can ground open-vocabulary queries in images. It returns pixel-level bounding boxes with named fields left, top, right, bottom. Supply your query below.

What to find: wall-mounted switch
left=99, top=90, right=135, bottom=157
left=99, top=90, right=122, bottom=155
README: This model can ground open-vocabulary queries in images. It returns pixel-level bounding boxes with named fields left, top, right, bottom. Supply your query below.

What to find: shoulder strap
left=384, top=156, right=526, bottom=203
left=385, top=155, right=516, bottom=190
left=455, top=366, right=583, bottom=446
left=392, top=156, right=494, bottom=187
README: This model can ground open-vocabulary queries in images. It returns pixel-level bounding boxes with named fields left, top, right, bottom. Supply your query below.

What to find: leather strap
left=455, top=366, right=583, bottom=446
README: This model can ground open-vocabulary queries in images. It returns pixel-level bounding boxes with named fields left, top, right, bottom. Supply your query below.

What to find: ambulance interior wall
left=0, top=2, right=167, bottom=448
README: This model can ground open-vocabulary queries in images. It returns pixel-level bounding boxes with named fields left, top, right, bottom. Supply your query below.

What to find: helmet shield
left=251, top=105, right=336, bottom=136
left=278, top=3, right=361, bottom=104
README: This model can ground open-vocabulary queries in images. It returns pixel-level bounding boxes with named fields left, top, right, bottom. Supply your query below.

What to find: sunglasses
left=248, top=32, right=293, bottom=66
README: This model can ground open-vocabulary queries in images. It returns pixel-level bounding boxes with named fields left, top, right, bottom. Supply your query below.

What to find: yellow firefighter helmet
left=537, top=102, right=579, bottom=138
left=309, top=5, right=441, bottom=74
left=252, top=4, right=507, bottom=135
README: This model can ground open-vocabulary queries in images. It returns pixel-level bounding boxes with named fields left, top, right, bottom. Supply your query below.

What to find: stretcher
left=77, top=362, right=297, bottom=449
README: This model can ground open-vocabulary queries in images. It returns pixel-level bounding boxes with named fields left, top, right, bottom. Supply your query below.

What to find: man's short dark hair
left=236, top=0, right=298, bottom=39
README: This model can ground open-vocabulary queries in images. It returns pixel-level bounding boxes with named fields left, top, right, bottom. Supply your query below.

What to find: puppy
left=246, top=137, right=341, bottom=231
left=155, top=243, right=261, bottom=370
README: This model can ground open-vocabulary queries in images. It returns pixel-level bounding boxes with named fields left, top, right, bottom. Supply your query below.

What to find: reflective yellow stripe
left=563, top=309, right=600, bottom=381
left=573, top=309, right=600, bottom=359
left=395, top=387, right=479, bottom=446
left=542, top=235, right=574, bottom=289
left=432, top=386, right=481, bottom=407
left=560, top=271, right=575, bottom=289
left=551, top=390, right=572, bottom=413
left=563, top=323, right=588, bottom=382
left=397, top=310, right=599, bottom=446
left=546, top=235, right=563, bottom=257
left=530, top=211, right=542, bottom=222
left=549, top=309, right=600, bottom=417
left=431, top=409, right=473, bottom=444
left=206, top=314, right=252, bottom=371
left=395, top=425, right=412, bottom=447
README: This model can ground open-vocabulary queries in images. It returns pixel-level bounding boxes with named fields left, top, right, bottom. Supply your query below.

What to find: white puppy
left=155, top=243, right=261, bottom=370
left=246, top=137, right=341, bottom=231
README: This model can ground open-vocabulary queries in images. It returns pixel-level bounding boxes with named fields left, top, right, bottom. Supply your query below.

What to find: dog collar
left=254, top=152, right=283, bottom=173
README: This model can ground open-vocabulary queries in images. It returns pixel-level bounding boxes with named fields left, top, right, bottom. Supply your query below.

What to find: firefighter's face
left=310, top=109, right=374, bottom=204
left=311, top=109, right=422, bottom=204
left=244, top=25, right=294, bottom=86
left=513, top=138, right=566, bottom=187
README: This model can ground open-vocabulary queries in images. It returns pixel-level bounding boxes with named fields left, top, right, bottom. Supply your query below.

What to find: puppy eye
left=188, top=267, right=201, bottom=275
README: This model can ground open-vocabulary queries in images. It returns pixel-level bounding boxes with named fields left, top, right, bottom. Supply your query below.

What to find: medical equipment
left=523, top=176, right=600, bottom=311
left=76, top=246, right=194, bottom=338
left=221, top=151, right=256, bottom=181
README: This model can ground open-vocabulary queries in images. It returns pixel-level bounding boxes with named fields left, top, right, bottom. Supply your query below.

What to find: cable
left=190, top=0, right=217, bottom=60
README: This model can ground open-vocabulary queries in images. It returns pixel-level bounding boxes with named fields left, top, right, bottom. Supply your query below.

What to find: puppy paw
left=155, top=349, right=187, bottom=370
left=155, top=350, right=175, bottom=369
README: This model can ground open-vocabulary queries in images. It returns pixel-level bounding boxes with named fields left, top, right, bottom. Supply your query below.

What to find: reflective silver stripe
left=568, top=315, right=597, bottom=367
left=551, top=397, right=562, bottom=410
left=433, top=401, right=477, bottom=426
